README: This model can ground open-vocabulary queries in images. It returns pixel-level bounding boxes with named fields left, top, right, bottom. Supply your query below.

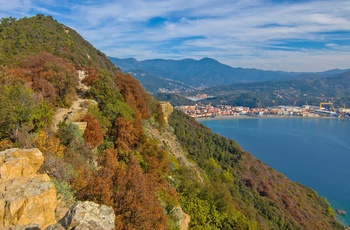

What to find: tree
left=0, top=84, right=52, bottom=139
left=82, top=113, right=104, bottom=149
left=77, top=150, right=168, bottom=230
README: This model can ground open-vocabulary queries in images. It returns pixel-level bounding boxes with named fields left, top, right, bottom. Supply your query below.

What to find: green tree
left=0, top=84, right=52, bottom=139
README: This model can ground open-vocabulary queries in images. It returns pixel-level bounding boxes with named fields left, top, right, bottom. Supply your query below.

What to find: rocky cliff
left=0, top=148, right=115, bottom=230
left=0, top=148, right=57, bottom=229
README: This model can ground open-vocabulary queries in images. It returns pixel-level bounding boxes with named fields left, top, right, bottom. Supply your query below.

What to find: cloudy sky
left=1, top=0, right=350, bottom=72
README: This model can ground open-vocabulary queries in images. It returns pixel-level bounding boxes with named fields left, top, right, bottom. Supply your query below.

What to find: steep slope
left=0, top=15, right=116, bottom=72
left=0, top=15, right=345, bottom=230
left=0, top=15, right=179, bottom=229
left=169, top=110, right=344, bottom=229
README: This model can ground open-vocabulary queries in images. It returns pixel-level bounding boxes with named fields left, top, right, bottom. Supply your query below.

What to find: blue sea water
left=199, top=117, right=350, bottom=226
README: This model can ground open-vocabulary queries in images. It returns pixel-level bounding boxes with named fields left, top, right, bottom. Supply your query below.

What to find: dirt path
left=52, top=70, right=93, bottom=131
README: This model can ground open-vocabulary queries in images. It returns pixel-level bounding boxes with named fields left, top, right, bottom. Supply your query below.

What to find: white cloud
left=0, top=0, right=350, bottom=71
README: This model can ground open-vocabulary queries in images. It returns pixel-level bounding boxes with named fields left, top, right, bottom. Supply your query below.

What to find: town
left=178, top=103, right=350, bottom=119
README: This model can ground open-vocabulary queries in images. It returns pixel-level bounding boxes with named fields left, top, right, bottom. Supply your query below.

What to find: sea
left=199, top=117, right=350, bottom=226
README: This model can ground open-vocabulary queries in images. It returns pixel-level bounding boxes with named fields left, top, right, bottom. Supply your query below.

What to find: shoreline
left=197, top=114, right=350, bottom=227
left=195, top=114, right=348, bottom=121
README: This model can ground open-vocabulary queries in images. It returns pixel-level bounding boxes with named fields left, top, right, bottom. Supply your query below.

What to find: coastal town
left=178, top=103, right=350, bottom=119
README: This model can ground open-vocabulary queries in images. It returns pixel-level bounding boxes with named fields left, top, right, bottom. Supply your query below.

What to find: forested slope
left=0, top=15, right=175, bottom=229
left=0, top=15, right=345, bottom=229
left=169, top=110, right=344, bottom=229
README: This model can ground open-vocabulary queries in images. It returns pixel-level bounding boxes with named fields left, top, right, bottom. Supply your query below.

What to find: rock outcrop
left=0, top=148, right=57, bottom=229
left=58, top=201, right=115, bottom=230
left=159, top=101, right=173, bottom=123
left=0, top=148, right=116, bottom=230
left=169, top=206, right=190, bottom=230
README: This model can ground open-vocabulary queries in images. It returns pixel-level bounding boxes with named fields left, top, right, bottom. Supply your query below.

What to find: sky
left=1, top=0, right=350, bottom=72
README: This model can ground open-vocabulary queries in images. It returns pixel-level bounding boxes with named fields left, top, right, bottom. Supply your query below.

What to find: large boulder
left=59, top=201, right=115, bottom=230
left=0, top=148, right=57, bottom=229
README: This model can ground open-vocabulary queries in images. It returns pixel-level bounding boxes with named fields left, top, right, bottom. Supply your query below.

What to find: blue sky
left=1, top=0, right=350, bottom=72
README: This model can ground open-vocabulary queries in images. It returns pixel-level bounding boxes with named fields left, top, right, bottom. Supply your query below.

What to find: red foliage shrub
left=82, top=113, right=104, bottom=149
left=81, top=66, right=98, bottom=86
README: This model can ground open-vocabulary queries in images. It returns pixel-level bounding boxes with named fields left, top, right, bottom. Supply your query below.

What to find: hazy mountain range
left=110, top=57, right=349, bottom=93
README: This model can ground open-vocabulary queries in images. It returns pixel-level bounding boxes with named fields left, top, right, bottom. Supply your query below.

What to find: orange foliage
left=0, top=138, right=13, bottom=151
left=3, top=51, right=78, bottom=106
left=113, top=116, right=141, bottom=150
left=32, top=131, right=65, bottom=157
left=77, top=149, right=168, bottom=230
left=81, top=66, right=98, bottom=86
left=115, top=72, right=150, bottom=120
left=114, top=155, right=168, bottom=230
left=78, top=149, right=121, bottom=206
left=82, top=113, right=104, bottom=149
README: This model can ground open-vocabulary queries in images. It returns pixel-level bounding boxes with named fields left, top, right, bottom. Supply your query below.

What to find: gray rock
left=44, top=222, right=65, bottom=230
left=59, top=201, right=115, bottom=230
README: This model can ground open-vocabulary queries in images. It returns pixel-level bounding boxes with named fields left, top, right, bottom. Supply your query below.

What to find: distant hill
left=109, top=57, right=142, bottom=70
left=110, top=57, right=349, bottom=90
left=198, top=70, right=350, bottom=108
left=125, top=69, right=194, bottom=93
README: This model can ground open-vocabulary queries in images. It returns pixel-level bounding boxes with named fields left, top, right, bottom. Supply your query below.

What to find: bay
left=199, top=117, right=350, bottom=226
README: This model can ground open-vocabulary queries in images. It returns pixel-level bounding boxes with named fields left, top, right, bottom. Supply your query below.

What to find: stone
left=59, top=201, right=115, bottom=230
left=0, top=148, right=57, bottom=229
left=169, top=205, right=190, bottom=230
left=44, top=222, right=66, bottom=230
left=2, top=224, right=40, bottom=230
left=0, top=148, right=44, bottom=181
left=159, top=101, right=173, bottom=123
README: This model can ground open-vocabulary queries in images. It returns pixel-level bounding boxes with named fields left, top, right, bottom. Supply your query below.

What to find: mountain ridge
left=110, top=56, right=349, bottom=89
left=197, top=69, right=350, bottom=108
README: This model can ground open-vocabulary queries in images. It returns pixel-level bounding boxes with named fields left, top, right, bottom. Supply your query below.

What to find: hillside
left=127, top=69, right=194, bottom=93
left=0, top=15, right=345, bottom=229
left=110, top=57, right=349, bottom=91
left=197, top=70, right=350, bottom=108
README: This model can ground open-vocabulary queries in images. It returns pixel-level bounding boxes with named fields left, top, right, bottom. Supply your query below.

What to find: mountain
left=197, top=70, right=350, bottom=108
left=109, top=57, right=196, bottom=93
left=109, top=57, right=142, bottom=70
left=110, top=57, right=349, bottom=90
left=0, top=15, right=345, bottom=229
left=126, top=69, right=194, bottom=93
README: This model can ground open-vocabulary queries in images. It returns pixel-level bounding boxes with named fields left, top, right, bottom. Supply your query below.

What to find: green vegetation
left=154, top=93, right=196, bottom=106
left=0, top=15, right=345, bottom=229
left=169, top=109, right=345, bottom=229
left=0, top=15, right=115, bottom=70
left=0, top=84, right=53, bottom=141
left=0, top=15, right=174, bottom=229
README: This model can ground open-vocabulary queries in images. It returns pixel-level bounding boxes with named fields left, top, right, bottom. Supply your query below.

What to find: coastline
left=195, top=114, right=348, bottom=121
left=199, top=115, right=350, bottom=226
